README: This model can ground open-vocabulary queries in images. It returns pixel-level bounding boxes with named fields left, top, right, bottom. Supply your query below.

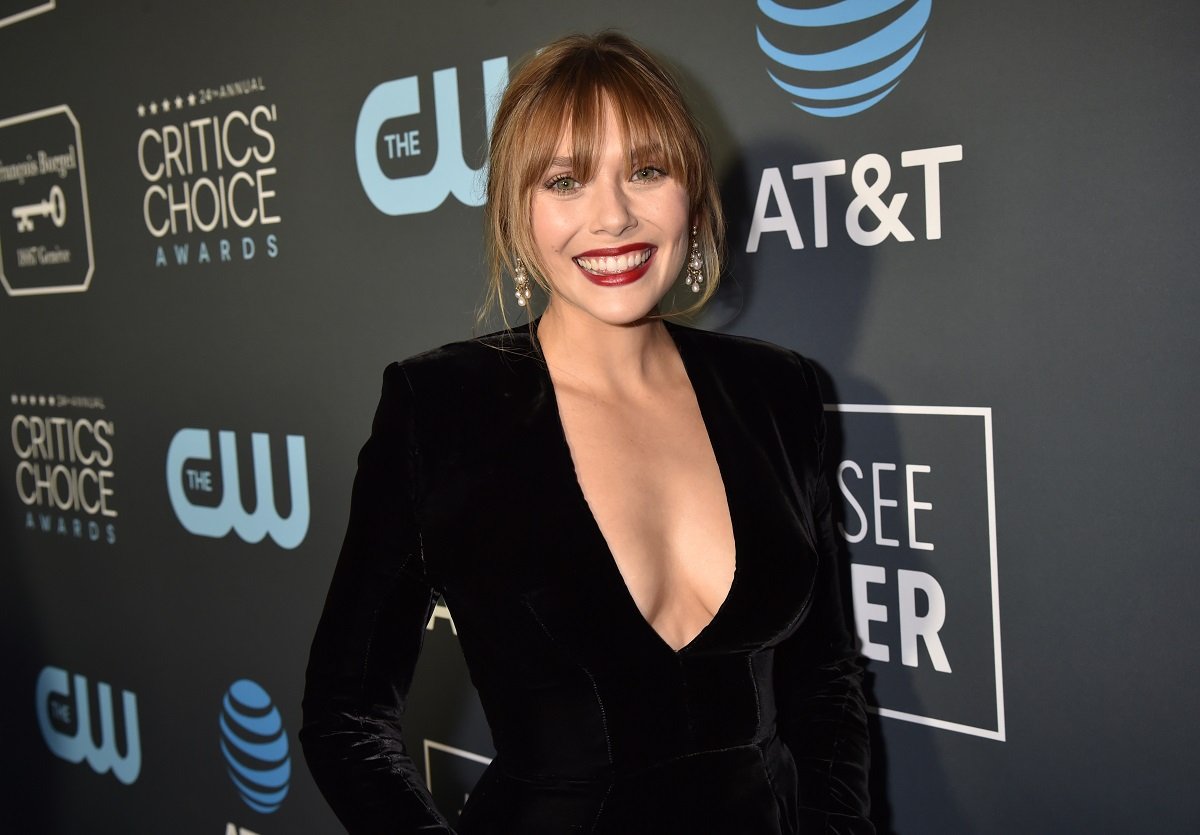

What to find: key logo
left=756, top=0, right=932, bottom=117
left=355, top=56, right=508, bottom=215
left=166, top=428, right=309, bottom=549
left=219, top=679, right=290, bottom=814
left=0, top=105, right=95, bottom=295
left=36, top=666, right=141, bottom=784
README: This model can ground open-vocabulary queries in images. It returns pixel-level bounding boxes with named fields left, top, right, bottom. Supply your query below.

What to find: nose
left=590, top=177, right=637, bottom=237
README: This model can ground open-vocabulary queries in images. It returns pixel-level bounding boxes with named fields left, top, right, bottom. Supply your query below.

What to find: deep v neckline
left=536, top=317, right=739, bottom=656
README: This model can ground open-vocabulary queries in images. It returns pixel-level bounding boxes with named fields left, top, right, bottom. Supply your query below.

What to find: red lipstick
left=573, top=244, right=656, bottom=287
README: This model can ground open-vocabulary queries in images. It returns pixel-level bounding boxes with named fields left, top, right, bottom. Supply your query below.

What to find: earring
left=513, top=257, right=532, bottom=307
left=685, top=227, right=703, bottom=293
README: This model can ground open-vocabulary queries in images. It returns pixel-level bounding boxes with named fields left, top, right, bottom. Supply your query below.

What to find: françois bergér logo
left=0, top=105, right=95, bottom=295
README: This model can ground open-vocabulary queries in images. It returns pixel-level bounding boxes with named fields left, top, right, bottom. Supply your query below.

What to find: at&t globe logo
left=219, top=679, right=290, bottom=814
left=757, top=0, right=932, bottom=117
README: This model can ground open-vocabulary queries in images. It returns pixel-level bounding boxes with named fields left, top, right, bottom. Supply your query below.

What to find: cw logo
left=36, top=666, right=141, bottom=785
left=355, top=56, right=508, bottom=215
left=166, top=429, right=309, bottom=550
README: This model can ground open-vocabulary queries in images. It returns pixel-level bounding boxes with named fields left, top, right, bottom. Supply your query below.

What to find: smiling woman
left=528, top=100, right=692, bottom=327
left=482, top=31, right=723, bottom=327
left=300, top=31, right=873, bottom=835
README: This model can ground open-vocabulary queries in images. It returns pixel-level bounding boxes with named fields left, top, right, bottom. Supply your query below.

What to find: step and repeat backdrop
left=2, top=1, right=1196, bottom=833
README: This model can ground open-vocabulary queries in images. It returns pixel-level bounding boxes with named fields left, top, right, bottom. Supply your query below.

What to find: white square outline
left=422, top=739, right=493, bottom=793
left=0, top=0, right=54, bottom=29
left=0, top=104, right=95, bottom=296
left=826, top=404, right=1005, bottom=742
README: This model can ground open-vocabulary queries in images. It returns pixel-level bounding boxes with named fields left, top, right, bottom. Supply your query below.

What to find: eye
left=544, top=174, right=581, bottom=193
left=632, top=166, right=666, bottom=182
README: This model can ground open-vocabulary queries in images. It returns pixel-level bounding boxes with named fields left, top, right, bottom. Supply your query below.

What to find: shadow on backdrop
left=710, top=128, right=969, bottom=832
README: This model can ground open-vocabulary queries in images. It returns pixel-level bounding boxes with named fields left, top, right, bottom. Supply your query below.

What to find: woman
left=301, top=32, right=872, bottom=834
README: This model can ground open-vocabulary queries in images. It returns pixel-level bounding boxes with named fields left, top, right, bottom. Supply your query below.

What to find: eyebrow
left=548, top=146, right=664, bottom=166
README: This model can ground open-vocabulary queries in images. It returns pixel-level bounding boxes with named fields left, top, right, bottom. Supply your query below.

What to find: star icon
left=187, top=92, right=196, bottom=106
left=149, top=101, right=158, bottom=115
left=175, top=95, right=183, bottom=109
left=137, top=103, right=146, bottom=117
left=161, top=98, right=171, bottom=112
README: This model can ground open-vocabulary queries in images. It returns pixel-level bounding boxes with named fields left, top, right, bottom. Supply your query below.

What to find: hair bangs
left=517, top=56, right=700, bottom=207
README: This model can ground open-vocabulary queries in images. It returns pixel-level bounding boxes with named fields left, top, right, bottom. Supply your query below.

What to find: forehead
left=553, top=100, right=622, bottom=152
left=546, top=92, right=669, bottom=163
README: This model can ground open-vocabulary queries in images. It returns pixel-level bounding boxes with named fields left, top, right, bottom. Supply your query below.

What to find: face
left=529, top=99, right=691, bottom=328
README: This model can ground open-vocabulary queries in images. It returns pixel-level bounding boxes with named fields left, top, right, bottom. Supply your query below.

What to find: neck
left=535, top=301, right=676, bottom=395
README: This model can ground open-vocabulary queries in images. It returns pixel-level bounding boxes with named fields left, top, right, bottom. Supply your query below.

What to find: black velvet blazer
left=300, top=319, right=872, bottom=834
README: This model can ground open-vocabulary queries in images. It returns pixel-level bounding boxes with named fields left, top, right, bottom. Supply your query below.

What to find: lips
left=573, top=244, right=656, bottom=286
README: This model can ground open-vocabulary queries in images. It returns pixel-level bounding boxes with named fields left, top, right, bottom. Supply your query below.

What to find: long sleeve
left=300, top=362, right=454, bottom=833
left=772, top=355, right=874, bottom=833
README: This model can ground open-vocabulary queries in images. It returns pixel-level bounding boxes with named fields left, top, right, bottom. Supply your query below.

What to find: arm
left=772, top=356, right=873, bottom=832
left=300, top=363, right=455, bottom=833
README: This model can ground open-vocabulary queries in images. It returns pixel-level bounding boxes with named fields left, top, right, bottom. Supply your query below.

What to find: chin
left=559, top=282, right=675, bottom=327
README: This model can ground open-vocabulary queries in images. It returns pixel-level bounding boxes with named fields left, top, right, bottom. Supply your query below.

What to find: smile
left=573, top=245, right=652, bottom=275
left=571, top=245, right=656, bottom=286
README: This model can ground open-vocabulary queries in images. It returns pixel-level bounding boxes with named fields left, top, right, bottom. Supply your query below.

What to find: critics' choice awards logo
left=10, top=391, right=117, bottom=545
left=0, top=105, right=95, bottom=296
left=832, top=405, right=1004, bottom=740
left=36, top=666, right=141, bottom=785
left=136, top=77, right=280, bottom=268
left=166, top=428, right=309, bottom=549
left=356, top=56, right=508, bottom=215
left=219, top=679, right=290, bottom=814
left=756, top=0, right=931, bottom=118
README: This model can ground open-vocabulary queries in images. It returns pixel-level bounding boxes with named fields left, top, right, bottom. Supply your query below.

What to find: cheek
left=656, top=186, right=691, bottom=235
left=531, top=200, right=574, bottom=253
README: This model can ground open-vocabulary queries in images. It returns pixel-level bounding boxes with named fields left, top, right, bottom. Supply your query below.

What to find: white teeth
left=574, top=248, right=652, bottom=275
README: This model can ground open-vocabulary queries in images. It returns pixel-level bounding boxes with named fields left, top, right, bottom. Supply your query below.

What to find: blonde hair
left=478, top=31, right=725, bottom=333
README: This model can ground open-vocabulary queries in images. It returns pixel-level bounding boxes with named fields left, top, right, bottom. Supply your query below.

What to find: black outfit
left=301, top=319, right=872, bottom=834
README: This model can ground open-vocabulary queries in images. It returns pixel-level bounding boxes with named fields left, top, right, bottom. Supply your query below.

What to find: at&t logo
left=219, top=679, right=290, bottom=814
left=36, top=666, right=141, bottom=785
left=757, top=0, right=932, bottom=117
left=166, top=428, right=309, bottom=549
left=355, top=56, right=508, bottom=215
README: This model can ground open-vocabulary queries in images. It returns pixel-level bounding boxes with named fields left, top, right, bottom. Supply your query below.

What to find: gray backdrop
left=2, top=1, right=1197, bottom=832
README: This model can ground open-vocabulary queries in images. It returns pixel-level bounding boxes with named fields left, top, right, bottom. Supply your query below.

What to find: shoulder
left=666, top=321, right=823, bottom=398
left=391, top=324, right=537, bottom=379
left=378, top=324, right=542, bottom=414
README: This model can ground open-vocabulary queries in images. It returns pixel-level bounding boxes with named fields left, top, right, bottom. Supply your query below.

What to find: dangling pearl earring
left=685, top=226, right=703, bottom=293
left=513, top=257, right=532, bottom=307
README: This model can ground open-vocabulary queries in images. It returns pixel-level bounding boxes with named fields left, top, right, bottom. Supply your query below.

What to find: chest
left=553, top=383, right=737, bottom=652
left=414, top=350, right=820, bottom=666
